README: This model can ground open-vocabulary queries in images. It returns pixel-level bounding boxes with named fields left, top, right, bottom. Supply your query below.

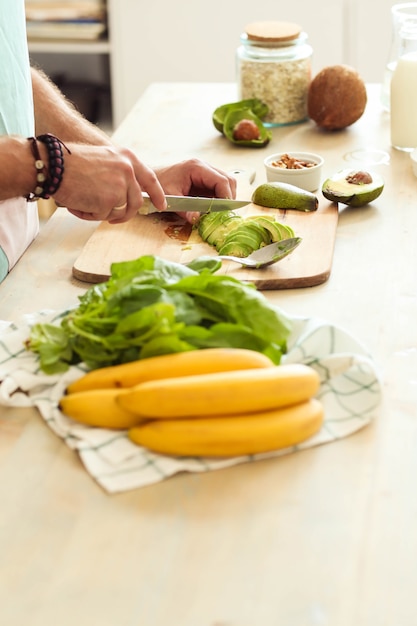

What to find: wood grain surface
left=3, top=84, right=413, bottom=626
left=72, top=172, right=338, bottom=289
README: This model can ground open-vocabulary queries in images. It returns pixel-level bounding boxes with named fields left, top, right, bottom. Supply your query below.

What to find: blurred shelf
left=25, top=1, right=125, bottom=127
left=27, top=39, right=111, bottom=54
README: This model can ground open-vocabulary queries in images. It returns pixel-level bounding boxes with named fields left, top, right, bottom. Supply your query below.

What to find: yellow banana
left=66, top=347, right=274, bottom=394
left=117, top=363, right=320, bottom=419
left=59, top=388, right=144, bottom=429
left=128, top=398, right=324, bottom=457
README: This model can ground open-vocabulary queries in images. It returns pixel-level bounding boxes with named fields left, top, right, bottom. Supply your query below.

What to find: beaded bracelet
left=25, top=137, right=47, bottom=202
left=25, top=133, right=71, bottom=201
left=36, top=133, right=71, bottom=199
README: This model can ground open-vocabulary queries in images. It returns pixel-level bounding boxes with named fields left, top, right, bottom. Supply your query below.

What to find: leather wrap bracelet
left=26, top=133, right=71, bottom=201
left=25, top=137, right=47, bottom=202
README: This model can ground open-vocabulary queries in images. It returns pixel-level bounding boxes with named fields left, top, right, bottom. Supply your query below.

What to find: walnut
left=271, top=153, right=316, bottom=169
left=345, top=171, right=373, bottom=185
left=232, top=119, right=261, bottom=141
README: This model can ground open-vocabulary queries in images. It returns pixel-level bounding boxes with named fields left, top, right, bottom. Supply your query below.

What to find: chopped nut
left=271, top=153, right=316, bottom=169
left=345, top=170, right=373, bottom=185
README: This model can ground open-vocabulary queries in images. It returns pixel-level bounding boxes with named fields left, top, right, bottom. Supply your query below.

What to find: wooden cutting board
left=72, top=173, right=338, bottom=290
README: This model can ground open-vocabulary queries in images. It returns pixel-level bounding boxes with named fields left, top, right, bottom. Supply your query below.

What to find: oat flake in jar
left=237, top=21, right=312, bottom=126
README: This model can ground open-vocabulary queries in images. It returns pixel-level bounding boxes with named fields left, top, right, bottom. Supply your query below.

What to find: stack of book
left=25, top=0, right=107, bottom=41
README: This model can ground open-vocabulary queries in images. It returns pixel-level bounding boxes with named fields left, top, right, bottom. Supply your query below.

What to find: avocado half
left=212, top=98, right=272, bottom=148
left=223, top=108, right=272, bottom=148
left=212, top=98, right=268, bottom=134
left=322, top=169, right=384, bottom=207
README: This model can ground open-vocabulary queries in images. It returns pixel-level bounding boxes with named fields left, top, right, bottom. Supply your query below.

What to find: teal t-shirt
left=0, top=0, right=35, bottom=280
left=0, top=1, right=34, bottom=135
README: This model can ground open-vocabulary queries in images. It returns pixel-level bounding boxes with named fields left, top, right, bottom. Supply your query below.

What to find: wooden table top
left=1, top=83, right=416, bottom=626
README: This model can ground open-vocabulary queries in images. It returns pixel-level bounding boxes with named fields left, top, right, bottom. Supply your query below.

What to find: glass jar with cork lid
left=236, top=21, right=312, bottom=127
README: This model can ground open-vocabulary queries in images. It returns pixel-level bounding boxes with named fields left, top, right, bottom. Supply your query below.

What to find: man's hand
left=55, top=145, right=167, bottom=223
left=154, top=159, right=237, bottom=223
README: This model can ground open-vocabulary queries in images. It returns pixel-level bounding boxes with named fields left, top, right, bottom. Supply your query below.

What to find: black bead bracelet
left=26, top=133, right=71, bottom=201
left=36, top=133, right=71, bottom=199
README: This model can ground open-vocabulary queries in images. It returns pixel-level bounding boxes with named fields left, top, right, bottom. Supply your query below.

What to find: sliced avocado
left=252, top=182, right=319, bottom=212
left=243, top=221, right=272, bottom=245
left=246, top=216, right=295, bottom=242
left=206, top=216, right=243, bottom=248
left=198, top=209, right=299, bottom=259
left=217, top=241, right=254, bottom=258
left=223, top=108, right=272, bottom=148
left=212, top=98, right=269, bottom=134
left=220, top=221, right=270, bottom=256
left=322, top=169, right=384, bottom=207
left=275, top=223, right=296, bottom=238
left=197, top=211, right=241, bottom=244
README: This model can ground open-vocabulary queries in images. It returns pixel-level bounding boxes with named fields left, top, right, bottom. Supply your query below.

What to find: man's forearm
left=31, top=66, right=112, bottom=146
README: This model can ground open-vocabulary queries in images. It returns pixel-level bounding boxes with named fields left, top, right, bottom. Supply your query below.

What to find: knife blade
left=138, top=195, right=250, bottom=215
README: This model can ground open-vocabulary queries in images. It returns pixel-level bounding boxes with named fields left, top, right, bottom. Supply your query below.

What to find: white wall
left=109, top=0, right=396, bottom=125
left=110, top=0, right=345, bottom=124
left=345, top=0, right=394, bottom=81
left=29, top=0, right=398, bottom=127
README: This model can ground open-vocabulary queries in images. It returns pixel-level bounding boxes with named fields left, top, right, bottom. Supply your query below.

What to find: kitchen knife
left=138, top=194, right=250, bottom=215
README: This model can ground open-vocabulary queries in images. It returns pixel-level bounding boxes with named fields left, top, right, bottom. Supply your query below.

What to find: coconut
left=307, top=65, right=367, bottom=130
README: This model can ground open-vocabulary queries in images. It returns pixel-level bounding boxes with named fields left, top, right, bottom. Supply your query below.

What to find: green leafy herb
left=25, top=255, right=292, bottom=373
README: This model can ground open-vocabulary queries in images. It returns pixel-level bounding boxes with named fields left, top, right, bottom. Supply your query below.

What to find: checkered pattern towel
left=0, top=311, right=381, bottom=493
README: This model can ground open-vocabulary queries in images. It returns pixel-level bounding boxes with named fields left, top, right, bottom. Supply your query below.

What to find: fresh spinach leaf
left=25, top=255, right=292, bottom=373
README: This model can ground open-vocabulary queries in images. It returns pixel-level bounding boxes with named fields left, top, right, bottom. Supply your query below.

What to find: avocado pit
left=345, top=170, right=373, bottom=185
left=233, top=119, right=261, bottom=141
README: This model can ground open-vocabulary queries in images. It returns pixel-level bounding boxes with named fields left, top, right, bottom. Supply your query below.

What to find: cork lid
left=245, top=21, right=302, bottom=43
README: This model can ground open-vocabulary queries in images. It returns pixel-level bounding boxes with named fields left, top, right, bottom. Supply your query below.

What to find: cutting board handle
left=229, top=168, right=256, bottom=185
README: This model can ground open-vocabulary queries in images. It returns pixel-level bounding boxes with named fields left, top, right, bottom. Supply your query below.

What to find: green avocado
left=252, top=182, right=319, bottom=212
left=212, top=98, right=269, bottom=134
left=218, top=221, right=270, bottom=256
left=198, top=210, right=298, bottom=258
left=246, top=216, right=295, bottom=241
left=198, top=212, right=243, bottom=247
left=222, top=108, right=272, bottom=148
left=216, top=241, right=254, bottom=258
left=322, top=169, right=384, bottom=207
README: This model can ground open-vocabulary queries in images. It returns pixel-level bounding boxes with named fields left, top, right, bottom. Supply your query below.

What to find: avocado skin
left=252, top=182, right=319, bottom=212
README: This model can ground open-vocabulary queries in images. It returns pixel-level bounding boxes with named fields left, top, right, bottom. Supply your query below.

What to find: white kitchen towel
left=0, top=311, right=382, bottom=493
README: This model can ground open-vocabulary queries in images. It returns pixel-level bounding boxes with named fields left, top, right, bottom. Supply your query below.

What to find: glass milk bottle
left=390, top=24, right=417, bottom=150
left=381, top=2, right=417, bottom=112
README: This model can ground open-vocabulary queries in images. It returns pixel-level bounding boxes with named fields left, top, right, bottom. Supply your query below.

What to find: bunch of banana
left=59, top=348, right=324, bottom=457
left=66, top=347, right=275, bottom=394
left=60, top=348, right=275, bottom=429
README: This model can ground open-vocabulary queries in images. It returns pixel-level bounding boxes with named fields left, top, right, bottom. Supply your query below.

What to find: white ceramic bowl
left=264, top=151, right=324, bottom=192
left=410, top=148, right=417, bottom=178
